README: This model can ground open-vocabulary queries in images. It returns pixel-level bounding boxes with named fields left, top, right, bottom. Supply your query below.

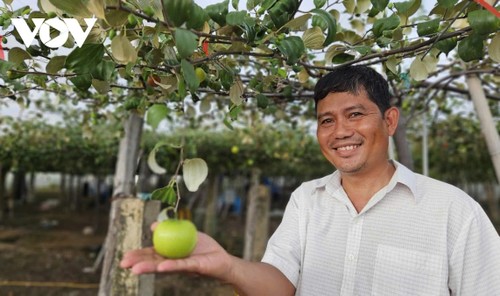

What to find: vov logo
left=11, top=17, right=97, bottom=48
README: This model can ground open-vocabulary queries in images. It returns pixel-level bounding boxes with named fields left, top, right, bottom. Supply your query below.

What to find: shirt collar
left=315, top=160, right=418, bottom=201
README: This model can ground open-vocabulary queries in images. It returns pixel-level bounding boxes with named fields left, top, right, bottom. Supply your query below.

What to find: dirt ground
left=0, top=193, right=249, bottom=296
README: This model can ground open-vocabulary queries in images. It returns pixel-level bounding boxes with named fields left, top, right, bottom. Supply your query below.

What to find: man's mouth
left=335, top=144, right=360, bottom=151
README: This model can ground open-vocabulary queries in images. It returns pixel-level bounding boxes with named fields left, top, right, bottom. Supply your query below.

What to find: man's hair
left=313, top=65, right=391, bottom=115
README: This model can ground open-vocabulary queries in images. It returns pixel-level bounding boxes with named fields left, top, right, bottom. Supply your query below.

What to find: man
left=121, top=65, right=500, bottom=295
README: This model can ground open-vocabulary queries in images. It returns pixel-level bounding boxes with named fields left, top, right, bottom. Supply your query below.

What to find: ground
left=0, top=191, right=245, bottom=296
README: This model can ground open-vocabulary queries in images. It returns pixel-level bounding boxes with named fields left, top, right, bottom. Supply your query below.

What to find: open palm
left=121, top=232, right=233, bottom=281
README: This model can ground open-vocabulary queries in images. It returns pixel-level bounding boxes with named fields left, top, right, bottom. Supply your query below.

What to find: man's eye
left=349, top=112, right=362, bottom=118
left=320, top=118, right=333, bottom=125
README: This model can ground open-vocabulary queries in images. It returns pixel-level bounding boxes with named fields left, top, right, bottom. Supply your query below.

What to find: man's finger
left=131, top=261, right=161, bottom=274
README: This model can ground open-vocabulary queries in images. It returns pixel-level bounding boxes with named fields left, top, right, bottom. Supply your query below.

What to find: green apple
left=153, top=219, right=198, bottom=259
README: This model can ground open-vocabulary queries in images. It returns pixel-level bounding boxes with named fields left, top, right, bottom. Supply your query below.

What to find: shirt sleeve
left=448, top=203, right=500, bottom=295
left=261, top=191, right=302, bottom=287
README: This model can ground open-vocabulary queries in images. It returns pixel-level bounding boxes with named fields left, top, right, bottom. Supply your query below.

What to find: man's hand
left=120, top=231, right=234, bottom=281
left=120, top=223, right=295, bottom=296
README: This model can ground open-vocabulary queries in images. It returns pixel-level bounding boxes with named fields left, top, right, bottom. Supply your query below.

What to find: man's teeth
left=337, top=145, right=358, bottom=151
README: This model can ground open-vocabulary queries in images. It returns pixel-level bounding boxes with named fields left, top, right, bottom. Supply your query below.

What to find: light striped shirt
left=262, top=161, right=500, bottom=295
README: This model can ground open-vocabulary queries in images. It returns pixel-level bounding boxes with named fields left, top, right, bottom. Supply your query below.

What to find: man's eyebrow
left=317, top=111, right=332, bottom=120
left=345, top=104, right=367, bottom=112
left=317, top=104, right=367, bottom=119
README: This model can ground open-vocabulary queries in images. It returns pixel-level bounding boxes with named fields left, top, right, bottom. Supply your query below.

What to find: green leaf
left=277, top=36, right=305, bottom=64
left=458, top=33, right=485, bottom=62
left=417, top=19, right=440, bottom=37
left=435, top=37, right=457, bottom=55
left=65, top=44, right=105, bottom=74
left=229, top=104, right=242, bottom=120
left=314, top=0, right=327, bottom=8
left=105, top=9, right=129, bottom=26
left=229, top=79, right=244, bottom=105
left=8, top=47, right=32, bottom=65
left=256, top=94, right=269, bottom=109
left=86, top=0, right=105, bottom=19
left=302, top=27, right=326, bottom=49
left=183, top=158, right=208, bottom=192
left=175, top=28, right=198, bottom=59
left=343, top=0, right=355, bottom=13
left=488, top=33, right=500, bottom=63
left=91, top=79, right=110, bottom=94
left=258, top=0, right=277, bottom=13
left=186, top=3, right=209, bottom=30
left=177, top=74, right=187, bottom=99
left=437, top=0, right=457, bottom=9
left=220, top=69, right=234, bottom=90
left=147, top=104, right=169, bottom=130
left=372, top=13, right=400, bottom=37
left=310, top=8, right=337, bottom=46
left=49, top=0, right=91, bottom=17
left=409, top=56, right=428, bottom=81
left=232, top=0, right=240, bottom=10
left=206, top=0, right=229, bottom=26
left=268, top=0, right=300, bottom=29
left=162, top=0, right=194, bottom=27
left=70, top=74, right=92, bottom=91
left=283, top=13, right=311, bottom=30
left=226, top=11, right=247, bottom=26
left=151, top=185, right=176, bottom=205
left=110, top=35, right=137, bottom=65
left=468, top=10, right=500, bottom=35
left=371, top=0, right=388, bottom=11
left=91, top=60, right=115, bottom=81
left=353, top=45, right=371, bottom=55
left=0, top=60, right=14, bottom=76
left=181, top=59, right=200, bottom=92
left=394, top=0, right=421, bottom=16
left=331, top=53, right=355, bottom=64
left=45, top=56, right=66, bottom=74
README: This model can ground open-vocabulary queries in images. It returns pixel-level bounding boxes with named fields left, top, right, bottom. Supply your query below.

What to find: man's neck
left=340, top=161, right=396, bottom=213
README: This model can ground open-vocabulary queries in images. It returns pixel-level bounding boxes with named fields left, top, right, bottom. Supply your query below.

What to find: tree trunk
left=0, top=163, right=6, bottom=221
left=393, top=108, right=414, bottom=170
left=60, top=173, right=66, bottom=199
left=67, top=174, right=74, bottom=209
left=485, top=182, right=499, bottom=223
left=26, top=171, right=36, bottom=204
left=466, top=75, right=500, bottom=184
left=98, top=198, right=160, bottom=296
left=99, top=111, right=148, bottom=295
left=243, top=169, right=271, bottom=262
left=203, top=174, right=220, bottom=237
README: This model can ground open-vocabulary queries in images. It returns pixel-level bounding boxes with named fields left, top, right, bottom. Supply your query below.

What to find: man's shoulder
left=413, top=173, right=482, bottom=213
left=297, top=171, right=338, bottom=191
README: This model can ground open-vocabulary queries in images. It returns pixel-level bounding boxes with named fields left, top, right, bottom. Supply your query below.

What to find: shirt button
left=348, top=254, right=356, bottom=261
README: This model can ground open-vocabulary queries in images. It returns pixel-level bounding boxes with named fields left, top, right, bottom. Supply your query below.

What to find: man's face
left=316, top=90, right=398, bottom=176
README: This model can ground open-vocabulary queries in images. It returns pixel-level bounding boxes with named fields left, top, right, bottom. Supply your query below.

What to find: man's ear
left=384, top=107, right=399, bottom=136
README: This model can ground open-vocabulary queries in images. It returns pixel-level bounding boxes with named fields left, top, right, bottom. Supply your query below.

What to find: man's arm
left=120, top=232, right=295, bottom=296
left=448, top=205, right=500, bottom=295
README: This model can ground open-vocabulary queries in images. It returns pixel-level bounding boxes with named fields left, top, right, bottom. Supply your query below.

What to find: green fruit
left=127, top=14, right=138, bottom=26
left=144, top=6, right=155, bottom=18
left=108, top=29, right=116, bottom=40
left=153, top=219, right=198, bottom=259
left=231, top=145, right=239, bottom=154
left=195, top=68, right=206, bottom=82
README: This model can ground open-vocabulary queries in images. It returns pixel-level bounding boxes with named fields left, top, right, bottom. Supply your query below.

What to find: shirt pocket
left=372, top=244, right=444, bottom=296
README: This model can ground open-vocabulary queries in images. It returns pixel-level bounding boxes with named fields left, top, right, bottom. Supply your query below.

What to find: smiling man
left=121, top=65, right=500, bottom=295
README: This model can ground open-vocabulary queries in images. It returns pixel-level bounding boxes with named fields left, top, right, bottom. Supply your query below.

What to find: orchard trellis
left=0, top=0, right=499, bottom=294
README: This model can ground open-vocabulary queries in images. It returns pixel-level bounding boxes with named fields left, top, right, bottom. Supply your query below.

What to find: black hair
left=313, top=65, right=391, bottom=115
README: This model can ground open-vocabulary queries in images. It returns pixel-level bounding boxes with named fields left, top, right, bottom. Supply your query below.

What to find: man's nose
left=332, top=118, right=353, bottom=139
